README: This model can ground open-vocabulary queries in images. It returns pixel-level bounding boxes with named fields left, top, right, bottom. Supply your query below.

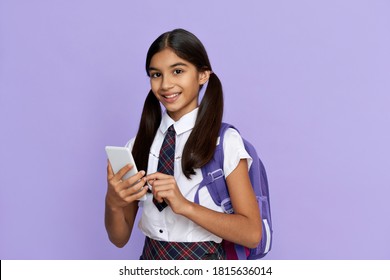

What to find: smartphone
left=105, top=146, right=146, bottom=201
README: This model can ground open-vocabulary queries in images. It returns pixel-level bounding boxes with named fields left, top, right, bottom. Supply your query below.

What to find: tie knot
left=168, top=125, right=175, bottom=134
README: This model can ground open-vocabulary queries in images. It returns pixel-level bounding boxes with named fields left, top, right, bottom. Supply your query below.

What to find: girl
left=105, top=28, right=261, bottom=260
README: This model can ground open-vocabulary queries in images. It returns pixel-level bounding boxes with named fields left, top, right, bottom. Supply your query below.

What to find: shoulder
left=222, top=128, right=242, bottom=145
left=222, top=127, right=247, bottom=153
left=222, top=128, right=252, bottom=178
left=125, top=137, right=136, bottom=151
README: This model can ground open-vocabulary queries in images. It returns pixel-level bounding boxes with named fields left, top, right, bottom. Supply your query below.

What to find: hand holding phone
left=105, top=146, right=147, bottom=201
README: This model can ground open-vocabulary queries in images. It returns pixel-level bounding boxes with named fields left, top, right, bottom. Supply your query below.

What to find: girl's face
left=148, top=48, right=209, bottom=121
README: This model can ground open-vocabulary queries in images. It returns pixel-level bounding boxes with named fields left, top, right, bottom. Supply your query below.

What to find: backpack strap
left=194, top=123, right=236, bottom=214
left=195, top=122, right=273, bottom=260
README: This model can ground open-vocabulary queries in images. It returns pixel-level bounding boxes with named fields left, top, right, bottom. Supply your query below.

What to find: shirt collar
left=160, top=108, right=199, bottom=136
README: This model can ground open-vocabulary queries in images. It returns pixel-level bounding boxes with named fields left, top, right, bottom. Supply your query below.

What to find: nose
left=161, top=75, right=174, bottom=91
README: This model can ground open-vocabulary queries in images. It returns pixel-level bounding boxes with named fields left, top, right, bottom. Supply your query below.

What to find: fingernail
left=140, top=170, right=145, bottom=176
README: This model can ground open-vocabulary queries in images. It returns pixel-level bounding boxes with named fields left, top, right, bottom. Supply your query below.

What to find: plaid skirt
left=140, top=237, right=226, bottom=260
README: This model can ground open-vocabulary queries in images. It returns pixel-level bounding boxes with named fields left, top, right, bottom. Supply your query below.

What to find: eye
left=150, top=72, right=161, bottom=78
left=173, top=69, right=183, bottom=75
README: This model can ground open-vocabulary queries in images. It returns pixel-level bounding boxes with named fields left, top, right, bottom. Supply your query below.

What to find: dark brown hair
left=132, top=29, right=223, bottom=178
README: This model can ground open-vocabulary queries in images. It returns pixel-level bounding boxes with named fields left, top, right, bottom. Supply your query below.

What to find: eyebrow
left=148, top=62, right=188, bottom=72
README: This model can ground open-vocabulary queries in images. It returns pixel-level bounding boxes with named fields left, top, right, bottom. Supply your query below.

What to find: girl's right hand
left=106, top=162, right=148, bottom=210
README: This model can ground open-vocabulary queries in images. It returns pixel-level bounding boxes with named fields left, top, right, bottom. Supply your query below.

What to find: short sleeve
left=125, top=137, right=136, bottom=151
left=222, top=128, right=253, bottom=178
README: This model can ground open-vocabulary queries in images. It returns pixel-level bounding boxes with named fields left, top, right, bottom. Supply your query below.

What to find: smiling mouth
left=162, top=93, right=180, bottom=100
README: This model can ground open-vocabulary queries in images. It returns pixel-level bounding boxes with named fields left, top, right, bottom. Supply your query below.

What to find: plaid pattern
left=158, top=125, right=176, bottom=175
left=140, top=237, right=226, bottom=260
left=154, top=125, right=176, bottom=211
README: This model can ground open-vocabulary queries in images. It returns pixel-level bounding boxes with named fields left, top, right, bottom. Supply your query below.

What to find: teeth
left=165, top=93, right=178, bottom=98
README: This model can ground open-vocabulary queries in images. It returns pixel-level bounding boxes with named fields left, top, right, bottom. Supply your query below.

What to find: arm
left=148, top=159, right=262, bottom=248
left=104, top=162, right=148, bottom=247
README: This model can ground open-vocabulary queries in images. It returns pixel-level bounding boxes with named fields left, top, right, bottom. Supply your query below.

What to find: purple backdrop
left=1, top=0, right=389, bottom=260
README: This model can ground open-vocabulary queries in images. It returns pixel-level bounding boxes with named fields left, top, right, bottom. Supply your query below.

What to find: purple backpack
left=194, top=123, right=273, bottom=259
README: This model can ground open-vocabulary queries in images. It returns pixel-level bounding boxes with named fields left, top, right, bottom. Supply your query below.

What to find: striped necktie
left=154, top=124, right=176, bottom=211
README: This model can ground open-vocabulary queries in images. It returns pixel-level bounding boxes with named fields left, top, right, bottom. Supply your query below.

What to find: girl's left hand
left=146, top=172, right=190, bottom=214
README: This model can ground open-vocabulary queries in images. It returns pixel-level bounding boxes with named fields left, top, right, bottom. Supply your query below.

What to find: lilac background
left=1, top=0, right=389, bottom=260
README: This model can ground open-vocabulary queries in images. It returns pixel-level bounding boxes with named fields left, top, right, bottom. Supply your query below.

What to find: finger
left=153, top=189, right=173, bottom=203
left=125, top=185, right=149, bottom=202
left=149, top=178, right=176, bottom=198
left=107, top=161, right=114, bottom=179
left=113, top=164, right=134, bottom=181
left=152, top=181, right=175, bottom=200
left=151, top=177, right=176, bottom=189
left=146, top=179, right=154, bottom=191
left=145, top=172, right=172, bottom=181
left=122, top=176, right=147, bottom=196
left=122, top=170, right=146, bottom=189
left=123, top=175, right=146, bottom=195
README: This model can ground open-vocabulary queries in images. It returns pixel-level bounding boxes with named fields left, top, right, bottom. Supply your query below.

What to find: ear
left=198, top=70, right=211, bottom=85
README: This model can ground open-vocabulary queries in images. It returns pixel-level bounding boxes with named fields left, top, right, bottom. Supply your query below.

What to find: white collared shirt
left=126, top=108, right=252, bottom=243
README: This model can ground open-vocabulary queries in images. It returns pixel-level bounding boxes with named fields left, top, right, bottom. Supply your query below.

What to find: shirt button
left=159, top=229, right=163, bottom=233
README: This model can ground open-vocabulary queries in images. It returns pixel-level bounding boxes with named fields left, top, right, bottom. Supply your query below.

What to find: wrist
left=178, top=200, right=196, bottom=217
left=105, top=197, right=124, bottom=213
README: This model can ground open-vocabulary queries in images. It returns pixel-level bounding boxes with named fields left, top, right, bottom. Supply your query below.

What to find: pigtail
left=182, top=73, right=223, bottom=178
left=132, top=90, right=162, bottom=173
